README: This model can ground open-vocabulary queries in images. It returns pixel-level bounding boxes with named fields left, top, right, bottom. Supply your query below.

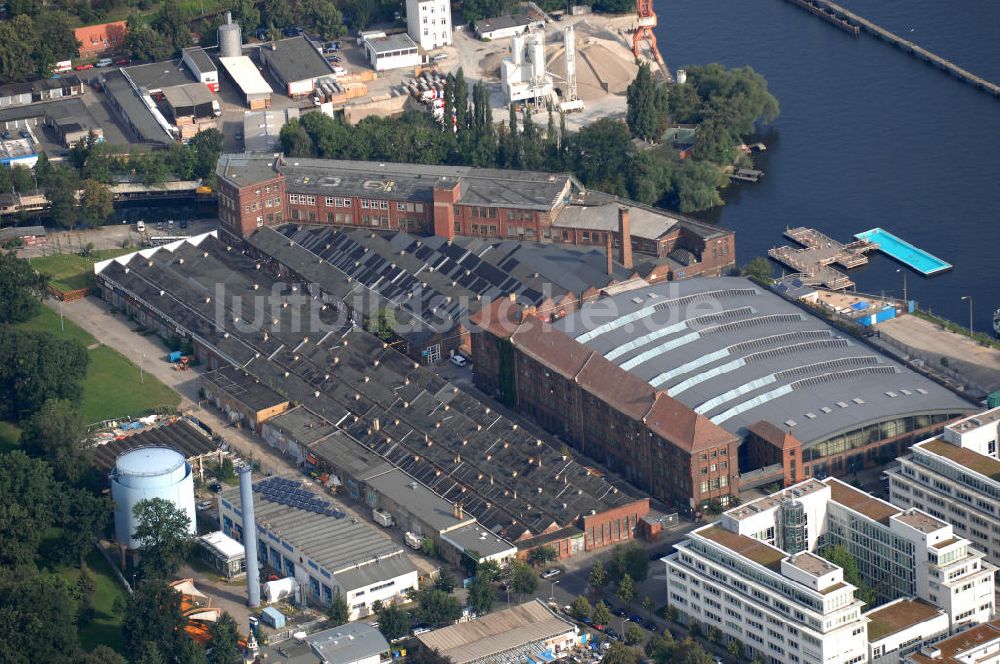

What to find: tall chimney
left=604, top=232, right=614, bottom=276
left=617, top=207, right=633, bottom=270
left=225, top=10, right=232, bottom=24
left=238, top=465, right=261, bottom=608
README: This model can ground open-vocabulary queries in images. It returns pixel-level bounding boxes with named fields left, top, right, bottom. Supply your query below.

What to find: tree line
left=280, top=64, right=777, bottom=214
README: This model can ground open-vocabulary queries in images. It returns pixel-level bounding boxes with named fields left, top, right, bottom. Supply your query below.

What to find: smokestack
left=618, top=207, right=633, bottom=270
left=225, top=10, right=232, bottom=24
left=605, top=232, right=613, bottom=276
left=239, top=465, right=261, bottom=608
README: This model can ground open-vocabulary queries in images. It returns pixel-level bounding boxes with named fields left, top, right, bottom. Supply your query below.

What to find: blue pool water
left=854, top=228, right=952, bottom=276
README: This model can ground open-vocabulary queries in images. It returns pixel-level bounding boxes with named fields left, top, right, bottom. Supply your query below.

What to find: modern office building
left=906, top=619, right=1000, bottom=664
left=664, top=478, right=996, bottom=664
left=889, top=407, right=1000, bottom=571
left=406, top=0, right=452, bottom=51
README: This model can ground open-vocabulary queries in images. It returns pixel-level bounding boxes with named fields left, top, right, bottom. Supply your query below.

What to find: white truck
left=404, top=532, right=423, bottom=550
left=372, top=508, right=394, bottom=527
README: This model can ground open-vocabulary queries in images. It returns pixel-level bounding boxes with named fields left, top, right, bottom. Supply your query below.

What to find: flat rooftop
left=696, top=525, right=785, bottom=571
left=308, top=623, right=389, bottom=662
left=417, top=600, right=575, bottom=664
left=477, top=13, right=535, bottom=33
left=366, top=33, right=418, bottom=54
left=202, top=365, right=288, bottom=411
left=260, top=36, right=333, bottom=84
left=824, top=478, right=901, bottom=525
left=124, top=59, right=194, bottom=92
left=866, top=598, right=943, bottom=642
left=786, top=551, right=836, bottom=576
left=264, top=406, right=337, bottom=446
left=553, top=277, right=971, bottom=446
left=918, top=437, right=1000, bottom=481
left=161, top=82, right=215, bottom=109
left=365, top=468, right=470, bottom=533
left=182, top=47, right=216, bottom=74
left=947, top=406, right=1000, bottom=433
left=894, top=509, right=946, bottom=534
left=908, top=619, right=1000, bottom=664
left=103, top=71, right=173, bottom=144
left=441, top=522, right=516, bottom=560
left=726, top=478, right=828, bottom=520
left=0, top=137, right=35, bottom=160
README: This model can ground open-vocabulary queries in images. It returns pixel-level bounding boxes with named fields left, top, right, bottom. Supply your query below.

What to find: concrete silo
left=218, top=12, right=243, bottom=59
left=111, top=447, right=196, bottom=549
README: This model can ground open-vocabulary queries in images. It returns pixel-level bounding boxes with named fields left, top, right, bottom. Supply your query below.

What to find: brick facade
left=218, top=174, right=286, bottom=239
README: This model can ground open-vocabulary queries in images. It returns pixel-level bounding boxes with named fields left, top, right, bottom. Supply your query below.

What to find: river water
left=657, top=0, right=1000, bottom=332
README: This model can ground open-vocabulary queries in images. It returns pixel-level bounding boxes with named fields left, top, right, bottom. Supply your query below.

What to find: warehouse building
left=219, top=475, right=418, bottom=618
left=246, top=223, right=639, bottom=362
left=181, top=47, right=219, bottom=92
left=664, top=479, right=995, bottom=664
left=471, top=277, right=972, bottom=511
left=416, top=600, right=582, bottom=664
left=219, top=56, right=273, bottom=109
left=94, top=233, right=650, bottom=558
left=0, top=76, right=84, bottom=110
left=259, top=37, right=335, bottom=97
left=197, top=531, right=246, bottom=579
left=244, top=108, right=299, bottom=152
left=474, top=14, right=544, bottom=41
left=889, top=407, right=1000, bottom=570
left=214, top=154, right=735, bottom=278
left=265, top=622, right=391, bottom=664
left=364, top=33, right=421, bottom=71
left=202, top=365, right=291, bottom=433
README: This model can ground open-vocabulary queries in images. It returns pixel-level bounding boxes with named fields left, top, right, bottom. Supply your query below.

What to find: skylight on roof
left=785, top=419, right=797, bottom=427
left=852, top=397, right=865, bottom=404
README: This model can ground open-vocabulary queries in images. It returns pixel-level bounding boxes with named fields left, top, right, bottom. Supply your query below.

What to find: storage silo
left=111, top=447, right=196, bottom=549
left=219, top=12, right=243, bottom=59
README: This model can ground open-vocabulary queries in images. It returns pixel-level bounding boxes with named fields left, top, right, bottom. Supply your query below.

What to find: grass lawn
left=16, top=304, right=98, bottom=347
left=81, top=345, right=181, bottom=424
left=57, top=546, right=127, bottom=653
left=0, top=421, right=21, bottom=454
left=31, top=248, right=133, bottom=293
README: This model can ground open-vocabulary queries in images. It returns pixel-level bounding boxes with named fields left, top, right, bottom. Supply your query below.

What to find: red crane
left=633, top=0, right=661, bottom=61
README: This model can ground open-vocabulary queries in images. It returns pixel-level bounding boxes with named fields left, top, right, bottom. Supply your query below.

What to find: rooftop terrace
left=824, top=478, right=901, bottom=525
left=866, top=598, right=943, bottom=641
left=894, top=509, right=947, bottom=534
left=918, top=437, right=1000, bottom=481
left=696, top=524, right=785, bottom=571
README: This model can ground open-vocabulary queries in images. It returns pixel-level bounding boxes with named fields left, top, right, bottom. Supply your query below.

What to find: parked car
left=449, top=354, right=469, bottom=367
left=603, top=628, right=620, bottom=641
left=332, top=66, right=348, bottom=76
left=282, top=25, right=303, bottom=37
left=179, top=219, right=188, bottom=229
left=96, top=58, right=113, bottom=67
left=114, top=58, right=131, bottom=65
left=209, top=482, right=223, bottom=493
left=541, top=568, right=561, bottom=579
left=612, top=607, right=627, bottom=618
left=255, top=27, right=269, bottom=40
left=156, top=220, right=165, bottom=230
left=0, top=130, right=10, bottom=140
left=643, top=620, right=657, bottom=631
left=411, top=624, right=430, bottom=636
left=326, top=55, right=341, bottom=62
left=432, top=53, right=448, bottom=61
left=20, top=129, right=30, bottom=138
left=196, top=500, right=214, bottom=511
left=74, top=63, right=94, bottom=70
left=628, top=614, right=643, bottom=624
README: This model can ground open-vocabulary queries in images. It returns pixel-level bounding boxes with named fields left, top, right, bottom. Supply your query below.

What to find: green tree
left=475, top=559, right=501, bottom=583
left=467, top=575, right=496, bottom=616
left=671, top=638, right=713, bottom=664
left=124, top=12, right=173, bottom=62
left=509, top=559, right=538, bottom=598
left=305, top=0, right=346, bottom=39
left=602, top=641, right=638, bottom=664
left=740, top=256, right=775, bottom=283
left=154, top=0, right=194, bottom=54
left=20, top=398, right=90, bottom=485
left=132, top=497, right=193, bottom=578
left=626, top=62, right=667, bottom=141
left=406, top=645, right=453, bottom=664
left=727, top=637, right=745, bottom=659
left=415, top=588, right=463, bottom=626
left=435, top=568, right=457, bottom=593
left=527, top=545, right=558, bottom=567
left=134, top=642, right=167, bottom=664
left=645, top=629, right=674, bottom=663
left=617, top=572, right=635, bottom=604
left=61, top=488, right=113, bottom=565
left=589, top=560, right=608, bottom=590
left=229, top=0, right=260, bottom=35
left=209, top=612, right=241, bottom=664
left=707, top=625, right=722, bottom=643
left=122, top=578, right=186, bottom=659
left=0, top=252, right=45, bottom=324
left=592, top=600, right=612, bottom=627
left=79, top=645, right=129, bottom=664
left=43, top=165, right=81, bottom=228
left=326, top=591, right=349, bottom=625
left=0, top=450, right=59, bottom=568
left=0, top=573, right=79, bottom=664
left=573, top=118, right=634, bottom=197
left=820, top=545, right=876, bottom=605
left=642, top=596, right=654, bottom=612
left=365, top=308, right=397, bottom=342
left=607, top=543, right=649, bottom=583
left=571, top=595, right=592, bottom=621
left=624, top=622, right=643, bottom=646
left=0, top=15, right=40, bottom=82
left=189, top=128, right=225, bottom=180
left=374, top=601, right=410, bottom=641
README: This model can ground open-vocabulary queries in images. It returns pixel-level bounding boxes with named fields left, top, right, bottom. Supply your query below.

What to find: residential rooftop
left=917, top=437, right=1000, bottom=481
left=866, top=598, right=943, bottom=642
left=552, top=277, right=972, bottom=447
left=416, top=599, right=575, bottom=664
left=696, top=524, right=785, bottom=571
left=824, top=478, right=901, bottom=525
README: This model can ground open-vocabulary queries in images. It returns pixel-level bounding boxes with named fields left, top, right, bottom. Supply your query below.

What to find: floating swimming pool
left=854, top=228, right=952, bottom=276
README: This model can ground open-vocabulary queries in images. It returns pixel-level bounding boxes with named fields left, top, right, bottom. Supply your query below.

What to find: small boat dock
left=731, top=168, right=764, bottom=183
left=767, top=227, right=877, bottom=290
left=854, top=227, right=952, bottom=275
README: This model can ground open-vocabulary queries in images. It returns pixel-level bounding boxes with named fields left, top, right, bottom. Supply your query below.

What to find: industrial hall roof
left=202, top=364, right=289, bottom=412
left=416, top=599, right=576, bottom=664
left=219, top=477, right=416, bottom=588
left=92, top=418, right=220, bottom=472
left=552, top=277, right=972, bottom=446
left=258, top=36, right=334, bottom=84
left=94, top=234, right=647, bottom=544
left=246, top=223, right=634, bottom=343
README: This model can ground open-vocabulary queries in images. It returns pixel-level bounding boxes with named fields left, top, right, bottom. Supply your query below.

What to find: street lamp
left=896, top=268, right=907, bottom=304
left=961, top=296, right=973, bottom=337
left=549, top=579, right=560, bottom=601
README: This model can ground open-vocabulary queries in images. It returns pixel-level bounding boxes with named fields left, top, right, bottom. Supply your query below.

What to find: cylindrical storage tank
left=529, top=33, right=545, bottom=75
left=511, top=35, right=525, bottom=65
left=219, top=14, right=243, bottom=59
left=111, top=447, right=196, bottom=549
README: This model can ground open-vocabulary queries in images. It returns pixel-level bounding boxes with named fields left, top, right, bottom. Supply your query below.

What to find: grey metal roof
left=161, top=82, right=216, bottom=109
left=364, top=467, right=468, bottom=533
left=477, top=14, right=535, bottom=33
left=365, top=33, right=418, bottom=54
left=259, top=36, right=333, bottom=85
left=217, top=153, right=281, bottom=187
left=265, top=406, right=338, bottom=446
left=553, top=277, right=972, bottom=446
left=92, top=418, right=219, bottom=472
left=203, top=364, right=288, bottom=411
left=244, top=108, right=299, bottom=153
left=221, top=478, right=416, bottom=591
left=182, top=47, right=216, bottom=75
left=0, top=75, right=82, bottom=98
left=103, top=71, right=173, bottom=144
left=123, top=59, right=195, bottom=92
left=440, top=522, right=517, bottom=560
left=308, top=623, right=390, bottom=664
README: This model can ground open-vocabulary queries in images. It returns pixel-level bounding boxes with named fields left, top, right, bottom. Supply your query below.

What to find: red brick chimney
left=618, top=207, right=633, bottom=270
left=604, top=231, right=614, bottom=276
left=433, top=177, right=461, bottom=239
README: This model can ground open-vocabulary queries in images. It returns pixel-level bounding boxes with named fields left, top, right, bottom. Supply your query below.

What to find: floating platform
left=767, top=227, right=877, bottom=290
left=854, top=228, right=952, bottom=275
left=731, top=168, right=764, bottom=183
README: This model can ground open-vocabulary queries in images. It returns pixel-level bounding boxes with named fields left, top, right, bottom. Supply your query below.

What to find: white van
left=135, top=220, right=145, bottom=233
left=332, top=66, right=348, bottom=76
left=211, top=99, right=222, bottom=117
left=96, top=58, right=114, bottom=68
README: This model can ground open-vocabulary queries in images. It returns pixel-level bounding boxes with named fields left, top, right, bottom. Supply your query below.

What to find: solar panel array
left=254, top=477, right=346, bottom=518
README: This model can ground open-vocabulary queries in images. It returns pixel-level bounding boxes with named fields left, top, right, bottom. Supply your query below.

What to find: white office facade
left=406, top=0, right=452, bottom=51
left=889, top=408, right=1000, bottom=571
left=664, top=478, right=996, bottom=664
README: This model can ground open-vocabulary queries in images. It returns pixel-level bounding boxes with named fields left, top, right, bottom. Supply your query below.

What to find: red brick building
left=215, top=154, right=736, bottom=279
left=74, top=21, right=127, bottom=59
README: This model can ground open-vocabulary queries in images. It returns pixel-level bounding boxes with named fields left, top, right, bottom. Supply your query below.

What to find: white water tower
left=111, top=447, right=196, bottom=549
